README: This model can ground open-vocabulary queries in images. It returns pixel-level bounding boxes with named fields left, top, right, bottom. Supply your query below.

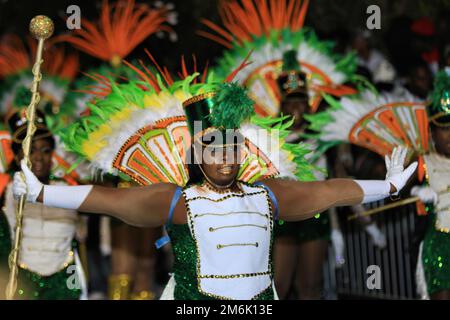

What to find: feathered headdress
left=60, top=54, right=315, bottom=185
left=56, top=0, right=176, bottom=126
left=0, top=35, right=79, bottom=81
left=0, top=34, right=79, bottom=124
left=429, top=70, right=450, bottom=127
left=306, top=89, right=429, bottom=180
left=56, top=0, right=173, bottom=66
left=198, top=0, right=357, bottom=116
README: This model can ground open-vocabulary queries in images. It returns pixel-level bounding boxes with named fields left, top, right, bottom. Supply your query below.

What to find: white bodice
left=424, top=153, right=450, bottom=233
left=183, top=182, right=273, bottom=300
left=4, top=181, right=78, bottom=276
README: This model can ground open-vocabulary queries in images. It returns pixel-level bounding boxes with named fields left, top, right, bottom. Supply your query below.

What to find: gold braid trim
left=182, top=92, right=216, bottom=108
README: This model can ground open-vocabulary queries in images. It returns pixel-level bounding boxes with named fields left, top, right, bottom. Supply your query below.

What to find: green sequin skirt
left=274, top=213, right=330, bottom=243
left=14, top=264, right=81, bottom=300
left=0, top=212, right=11, bottom=295
left=0, top=212, right=80, bottom=300
left=422, top=216, right=450, bottom=295
left=0, top=212, right=11, bottom=262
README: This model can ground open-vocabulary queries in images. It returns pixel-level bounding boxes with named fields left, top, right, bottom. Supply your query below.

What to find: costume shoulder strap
left=155, top=186, right=183, bottom=249
left=253, top=182, right=279, bottom=220
left=167, top=186, right=183, bottom=225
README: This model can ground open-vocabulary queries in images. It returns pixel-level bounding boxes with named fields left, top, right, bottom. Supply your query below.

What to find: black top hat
left=6, top=108, right=53, bottom=144
left=182, top=83, right=254, bottom=147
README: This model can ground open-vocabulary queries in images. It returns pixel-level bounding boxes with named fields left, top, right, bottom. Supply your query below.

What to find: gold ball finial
left=29, top=15, right=54, bottom=40
left=110, top=54, right=122, bottom=68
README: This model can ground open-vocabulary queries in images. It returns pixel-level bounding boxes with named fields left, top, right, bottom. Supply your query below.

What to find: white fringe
left=159, top=275, right=280, bottom=300
left=416, top=241, right=430, bottom=300
left=320, top=90, right=423, bottom=143
left=160, top=274, right=176, bottom=300
left=74, top=249, right=88, bottom=300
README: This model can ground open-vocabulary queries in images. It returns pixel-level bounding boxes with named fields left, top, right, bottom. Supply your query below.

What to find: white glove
left=355, top=146, right=417, bottom=203
left=384, top=146, right=418, bottom=195
left=12, top=160, right=44, bottom=203
left=365, top=223, right=387, bottom=249
left=14, top=160, right=93, bottom=210
left=331, top=229, right=345, bottom=267
left=411, top=186, right=438, bottom=205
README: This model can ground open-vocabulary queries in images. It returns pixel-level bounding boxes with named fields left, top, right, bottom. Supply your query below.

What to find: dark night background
left=1, top=0, right=450, bottom=75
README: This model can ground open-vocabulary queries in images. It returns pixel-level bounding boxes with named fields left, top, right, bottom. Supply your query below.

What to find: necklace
left=202, top=180, right=243, bottom=194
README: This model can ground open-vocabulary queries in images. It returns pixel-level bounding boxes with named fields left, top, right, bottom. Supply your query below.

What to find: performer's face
left=281, top=97, right=309, bottom=130
left=16, top=138, right=53, bottom=180
left=432, top=125, right=450, bottom=158
left=199, top=145, right=241, bottom=186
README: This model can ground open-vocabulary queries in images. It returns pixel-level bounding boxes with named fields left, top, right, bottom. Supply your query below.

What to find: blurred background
left=1, top=0, right=450, bottom=76
left=1, top=0, right=450, bottom=301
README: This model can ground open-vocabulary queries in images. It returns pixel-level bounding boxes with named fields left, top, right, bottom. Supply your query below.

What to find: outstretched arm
left=265, top=178, right=365, bottom=221
left=14, top=160, right=176, bottom=227
left=265, top=146, right=417, bottom=222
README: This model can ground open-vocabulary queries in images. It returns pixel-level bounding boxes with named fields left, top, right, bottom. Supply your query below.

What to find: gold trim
left=209, top=224, right=267, bottom=232
left=108, top=274, right=132, bottom=300
left=12, top=125, right=52, bottom=144
left=18, top=250, right=75, bottom=276
left=202, top=181, right=243, bottom=194
left=216, top=242, right=259, bottom=249
left=435, top=225, right=450, bottom=233
left=183, top=183, right=274, bottom=300
left=182, top=92, right=216, bottom=108
left=430, top=112, right=450, bottom=127
left=195, top=211, right=268, bottom=219
left=199, top=271, right=271, bottom=279
left=185, top=190, right=266, bottom=203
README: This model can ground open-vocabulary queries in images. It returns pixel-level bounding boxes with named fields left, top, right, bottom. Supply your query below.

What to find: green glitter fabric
left=422, top=212, right=450, bottom=295
left=14, top=264, right=81, bottom=300
left=0, top=212, right=12, bottom=297
left=0, top=212, right=11, bottom=262
left=275, top=213, right=330, bottom=242
left=167, top=223, right=274, bottom=300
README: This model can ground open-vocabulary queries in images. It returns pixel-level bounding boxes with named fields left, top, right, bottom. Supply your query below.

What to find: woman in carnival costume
left=56, top=0, right=176, bottom=300
left=198, top=0, right=358, bottom=299
left=414, top=70, right=450, bottom=300
left=0, top=106, right=86, bottom=300
left=12, top=54, right=417, bottom=299
left=306, top=80, right=437, bottom=299
left=0, top=33, right=90, bottom=300
left=0, top=34, right=79, bottom=130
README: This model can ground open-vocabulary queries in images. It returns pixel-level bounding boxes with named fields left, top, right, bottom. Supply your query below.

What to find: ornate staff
left=347, top=187, right=450, bottom=221
left=347, top=196, right=420, bottom=221
left=5, top=15, right=54, bottom=300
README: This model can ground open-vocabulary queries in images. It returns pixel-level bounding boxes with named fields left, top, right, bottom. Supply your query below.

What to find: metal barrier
left=323, top=201, right=419, bottom=300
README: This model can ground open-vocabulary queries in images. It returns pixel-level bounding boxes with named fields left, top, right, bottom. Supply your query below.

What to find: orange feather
left=200, top=0, right=310, bottom=47
left=56, top=0, right=170, bottom=63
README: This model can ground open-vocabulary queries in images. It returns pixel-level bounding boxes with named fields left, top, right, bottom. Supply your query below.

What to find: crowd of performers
left=0, top=0, right=449, bottom=300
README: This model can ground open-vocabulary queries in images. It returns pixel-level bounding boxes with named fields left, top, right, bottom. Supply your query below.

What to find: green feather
left=282, top=50, right=300, bottom=72
left=209, top=82, right=255, bottom=129
left=12, top=86, right=31, bottom=108
left=431, top=70, right=450, bottom=113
